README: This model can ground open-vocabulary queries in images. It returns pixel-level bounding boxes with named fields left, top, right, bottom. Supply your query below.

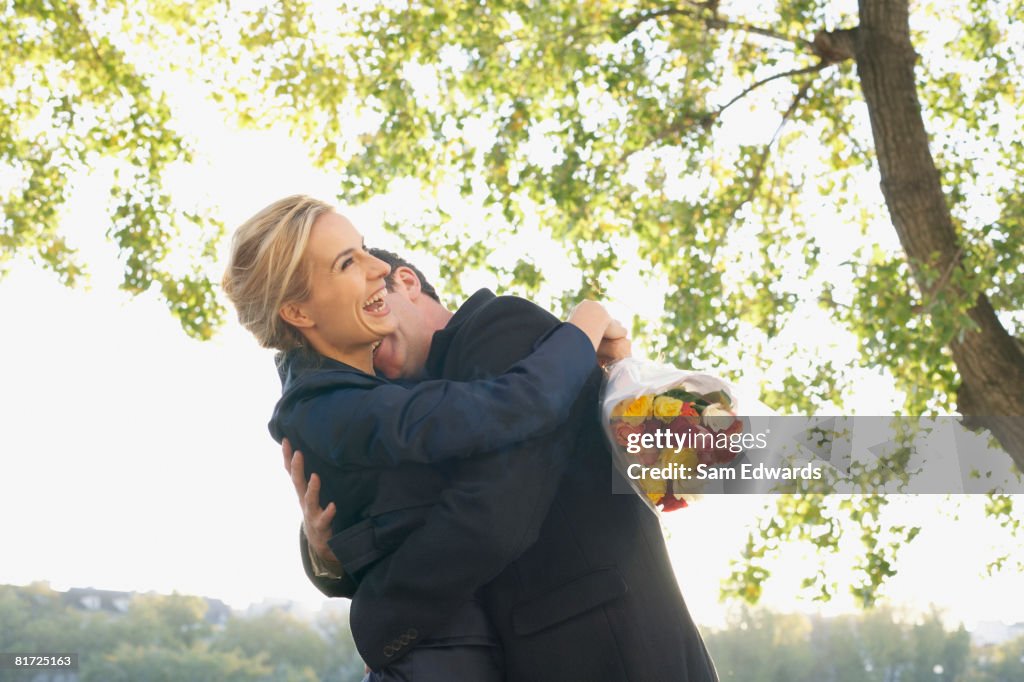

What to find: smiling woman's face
left=284, top=212, right=396, bottom=367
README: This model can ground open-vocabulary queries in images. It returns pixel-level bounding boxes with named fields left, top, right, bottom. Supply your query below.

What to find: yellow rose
left=653, top=395, right=684, bottom=422
left=613, top=395, right=654, bottom=424
left=662, top=447, right=699, bottom=471
left=663, top=448, right=702, bottom=493
left=634, top=472, right=667, bottom=501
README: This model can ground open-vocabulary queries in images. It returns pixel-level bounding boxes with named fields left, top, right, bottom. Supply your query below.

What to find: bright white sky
left=1, top=3, right=1022, bottom=634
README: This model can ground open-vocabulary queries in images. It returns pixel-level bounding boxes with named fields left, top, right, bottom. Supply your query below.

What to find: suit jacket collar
left=424, top=288, right=496, bottom=378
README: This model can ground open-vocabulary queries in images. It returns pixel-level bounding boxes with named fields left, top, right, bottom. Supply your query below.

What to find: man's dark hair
left=369, top=248, right=441, bottom=303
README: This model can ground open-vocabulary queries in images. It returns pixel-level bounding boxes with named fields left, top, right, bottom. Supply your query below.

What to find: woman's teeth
left=363, top=290, right=386, bottom=312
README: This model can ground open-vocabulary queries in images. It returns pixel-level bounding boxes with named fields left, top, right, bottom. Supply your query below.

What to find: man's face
left=371, top=269, right=436, bottom=380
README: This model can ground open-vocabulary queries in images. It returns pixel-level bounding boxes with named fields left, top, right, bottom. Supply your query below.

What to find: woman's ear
left=393, top=266, right=422, bottom=300
left=279, top=301, right=315, bottom=329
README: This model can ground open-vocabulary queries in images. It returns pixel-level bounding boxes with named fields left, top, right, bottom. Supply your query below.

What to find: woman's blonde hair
left=222, top=195, right=334, bottom=351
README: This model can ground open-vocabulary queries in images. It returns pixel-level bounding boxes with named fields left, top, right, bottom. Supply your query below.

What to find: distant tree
left=0, top=584, right=364, bottom=680
left=905, top=610, right=971, bottom=682
left=82, top=642, right=273, bottom=682
left=212, top=609, right=328, bottom=680
left=704, top=609, right=816, bottom=680
left=315, top=609, right=368, bottom=682
left=970, top=633, right=1024, bottom=682
left=115, top=593, right=212, bottom=648
left=705, top=605, right=975, bottom=682
left=858, top=605, right=912, bottom=680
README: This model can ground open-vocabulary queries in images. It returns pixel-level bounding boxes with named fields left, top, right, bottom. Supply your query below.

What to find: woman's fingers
left=304, top=473, right=335, bottom=556
left=282, top=438, right=294, bottom=473
left=321, top=501, right=337, bottom=527
left=306, top=472, right=325, bottom=521
left=305, top=474, right=334, bottom=530
left=289, top=449, right=308, bottom=501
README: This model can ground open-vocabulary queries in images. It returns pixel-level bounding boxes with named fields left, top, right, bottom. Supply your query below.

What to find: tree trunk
left=853, top=0, right=1024, bottom=469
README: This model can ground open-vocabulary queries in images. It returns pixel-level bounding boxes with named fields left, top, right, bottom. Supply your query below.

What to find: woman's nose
left=369, top=254, right=391, bottom=280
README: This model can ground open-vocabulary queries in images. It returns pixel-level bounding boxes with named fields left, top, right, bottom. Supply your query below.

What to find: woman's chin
left=361, top=310, right=397, bottom=337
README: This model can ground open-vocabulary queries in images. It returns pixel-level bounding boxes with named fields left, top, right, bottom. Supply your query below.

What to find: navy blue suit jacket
left=305, top=290, right=719, bottom=681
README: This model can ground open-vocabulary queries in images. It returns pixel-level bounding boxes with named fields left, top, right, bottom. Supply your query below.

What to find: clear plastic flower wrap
left=601, top=358, right=748, bottom=512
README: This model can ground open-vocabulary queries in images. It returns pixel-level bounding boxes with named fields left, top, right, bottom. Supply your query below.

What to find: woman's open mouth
left=362, top=288, right=390, bottom=316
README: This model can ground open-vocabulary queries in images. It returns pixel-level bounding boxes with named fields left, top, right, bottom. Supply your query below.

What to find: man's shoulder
left=439, top=293, right=562, bottom=375
left=459, top=293, right=559, bottom=332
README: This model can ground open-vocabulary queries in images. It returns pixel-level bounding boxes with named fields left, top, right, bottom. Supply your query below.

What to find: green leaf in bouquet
left=661, top=388, right=734, bottom=413
left=700, top=390, right=734, bottom=409
left=662, top=389, right=711, bottom=408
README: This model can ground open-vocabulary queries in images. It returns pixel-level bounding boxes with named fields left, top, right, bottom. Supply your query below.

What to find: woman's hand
left=283, top=439, right=343, bottom=575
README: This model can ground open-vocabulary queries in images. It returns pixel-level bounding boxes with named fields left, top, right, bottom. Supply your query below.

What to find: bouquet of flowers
left=602, top=358, right=746, bottom=512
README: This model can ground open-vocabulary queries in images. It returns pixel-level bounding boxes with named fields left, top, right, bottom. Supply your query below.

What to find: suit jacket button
left=383, top=645, right=395, bottom=657
left=407, top=628, right=418, bottom=639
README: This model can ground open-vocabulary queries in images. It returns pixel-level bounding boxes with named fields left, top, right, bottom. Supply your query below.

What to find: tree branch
left=61, top=0, right=108, bottom=70
left=725, top=76, right=816, bottom=225
left=622, top=62, right=825, bottom=161
left=716, top=62, right=827, bottom=118
left=621, top=4, right=814, bottom=50
left=811, top=28, right=858, bottom=64
left=706, top=17, right=813, bottom=50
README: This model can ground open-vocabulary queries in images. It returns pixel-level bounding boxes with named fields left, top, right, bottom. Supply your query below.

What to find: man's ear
left=279, top=301, right=315, bottom=329
left=392, top=266, right=422, bottom=300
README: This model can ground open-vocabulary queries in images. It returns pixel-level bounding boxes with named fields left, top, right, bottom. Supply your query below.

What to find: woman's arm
left=272, top=301, right=618, bottom=470
left=278, top=318, right=602, bottom=469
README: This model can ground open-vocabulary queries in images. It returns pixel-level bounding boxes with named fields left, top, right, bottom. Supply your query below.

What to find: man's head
left=369, top=248, right=451, bottom=380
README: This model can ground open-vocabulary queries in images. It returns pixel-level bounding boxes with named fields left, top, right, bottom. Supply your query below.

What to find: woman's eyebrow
left=330, top=239, right=367, bottom=269
left=331, top=247, right=358, bottom=270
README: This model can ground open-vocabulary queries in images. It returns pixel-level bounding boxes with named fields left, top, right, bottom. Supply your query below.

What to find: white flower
left=702, top=402, right=736, bottom=432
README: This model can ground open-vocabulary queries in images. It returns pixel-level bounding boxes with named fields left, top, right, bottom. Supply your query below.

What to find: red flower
left=659, top=494, right=689, bottom=512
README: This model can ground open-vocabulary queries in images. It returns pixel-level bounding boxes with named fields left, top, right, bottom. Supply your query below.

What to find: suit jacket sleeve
left=299, top=524, right=357, bottom=598
left=348, top=297, right=596, bottom=670
left=279, top=322, right=595, bottom=469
